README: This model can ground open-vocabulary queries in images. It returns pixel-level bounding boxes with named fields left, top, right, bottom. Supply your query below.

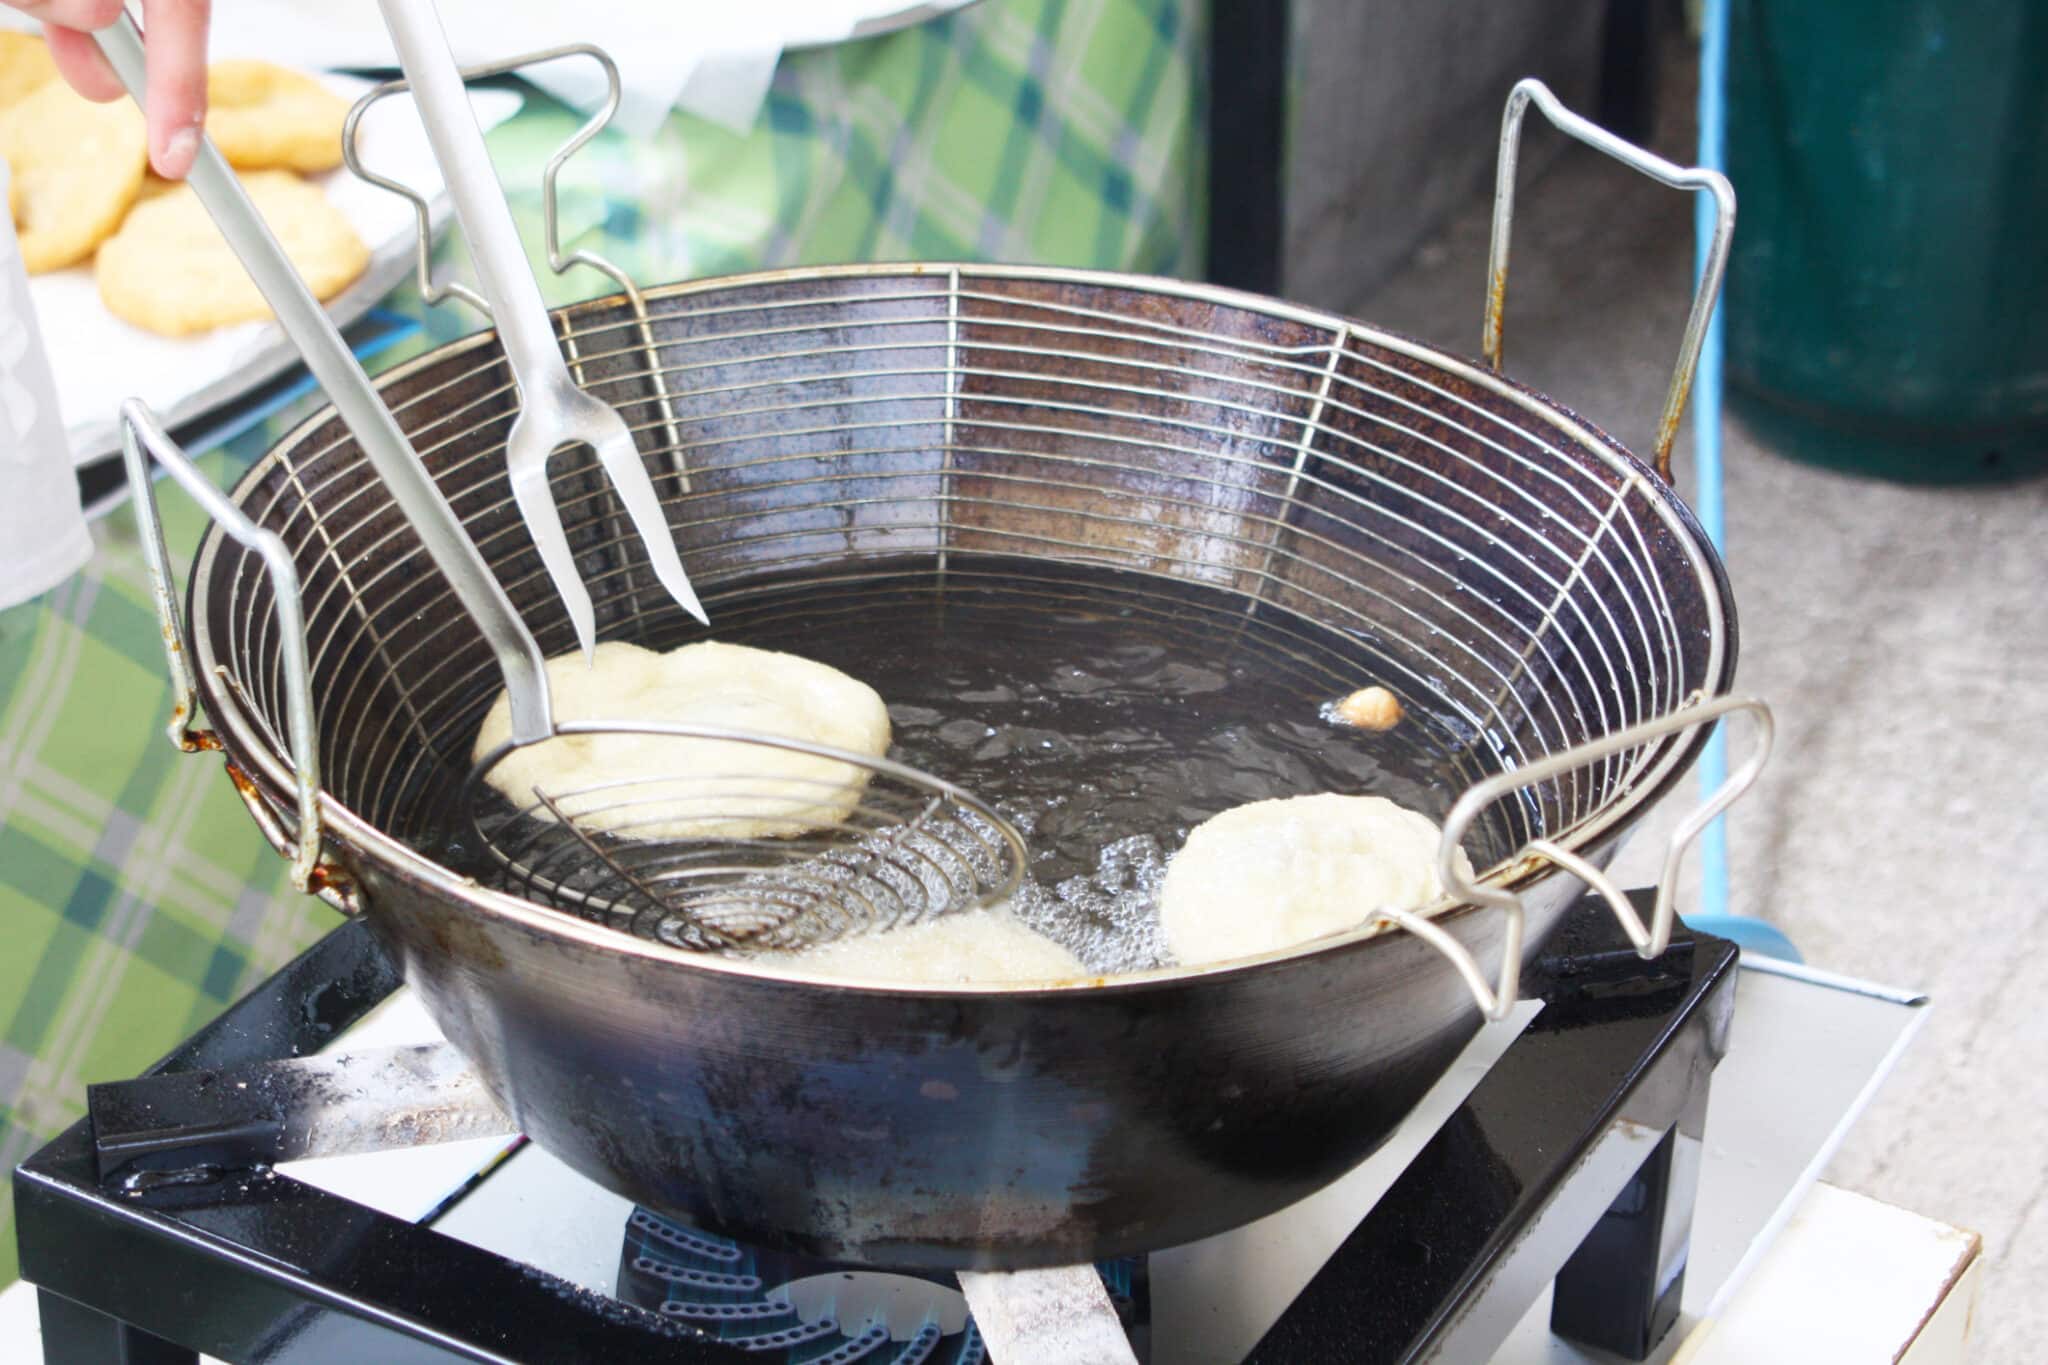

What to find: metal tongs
left=91, top=16, right=554, bottom=745
left=375, top=0, right=706, bottom=650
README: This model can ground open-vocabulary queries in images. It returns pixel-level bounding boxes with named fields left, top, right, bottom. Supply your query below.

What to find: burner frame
left=14, top=894, right=1735, bottom=1364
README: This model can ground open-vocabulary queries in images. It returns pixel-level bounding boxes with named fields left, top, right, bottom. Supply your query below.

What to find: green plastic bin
left=1724, top=1, right=2048, bottom=482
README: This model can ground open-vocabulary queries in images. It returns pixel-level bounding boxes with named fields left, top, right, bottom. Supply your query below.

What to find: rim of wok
left=188, top=262, right=1737, bottom=995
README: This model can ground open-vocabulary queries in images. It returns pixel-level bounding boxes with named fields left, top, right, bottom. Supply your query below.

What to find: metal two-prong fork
left=377, top=0, right=707, bottom=651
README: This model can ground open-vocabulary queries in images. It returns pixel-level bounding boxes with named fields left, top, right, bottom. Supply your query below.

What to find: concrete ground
left=1344, top=77, right=2045, bottom=1364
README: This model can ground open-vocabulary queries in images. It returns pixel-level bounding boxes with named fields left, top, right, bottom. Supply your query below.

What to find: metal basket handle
left=119, top=401, right=355, bottom=914
left=1372, top=693, right=1772, bottom=1022
left=341, top=43, right=688, bottom=484
left=1482, top=78, right=1736, bottom=482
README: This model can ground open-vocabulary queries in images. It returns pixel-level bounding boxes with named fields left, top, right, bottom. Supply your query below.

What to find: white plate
left=20, top=72, right=524, bottom=466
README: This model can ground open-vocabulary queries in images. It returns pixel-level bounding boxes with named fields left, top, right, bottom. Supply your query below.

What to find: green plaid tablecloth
left=408, top=0, right=1204, bottom=349
left=0, top=0, right=1204, bottom=1283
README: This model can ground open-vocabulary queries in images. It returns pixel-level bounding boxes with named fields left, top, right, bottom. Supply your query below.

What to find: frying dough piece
left=764, top=908, right=1087, bottom=985
left=1330, top=685, right=1403, bottom=731
left=473, top=640, right=891, bottom=840
left=1159, top=793, right=1474, bottom=965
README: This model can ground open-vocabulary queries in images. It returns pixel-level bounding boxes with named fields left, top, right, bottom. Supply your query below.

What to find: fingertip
left=141, top=0, right=212, bottom=180
left=152, top=121, right=201, bottom=179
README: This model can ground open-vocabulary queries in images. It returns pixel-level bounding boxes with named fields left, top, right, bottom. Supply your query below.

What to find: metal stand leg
left=1551, top=1080, right=1712, bottom=1359
left=1243, top=911, right=1738, bottom=1365
left=37, top=1290, right=197, bottom=1365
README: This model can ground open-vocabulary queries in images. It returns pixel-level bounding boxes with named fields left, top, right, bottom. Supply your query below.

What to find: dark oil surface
left=441, top=557, right=1510, bottom=969
left=659, top=557, right=1504, bottom=968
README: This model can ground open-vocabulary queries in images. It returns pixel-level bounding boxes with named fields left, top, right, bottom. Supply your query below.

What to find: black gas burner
left=615, top=1205, right=1148, bottom=1363
left=12, top=894, right=1735, bottom=1364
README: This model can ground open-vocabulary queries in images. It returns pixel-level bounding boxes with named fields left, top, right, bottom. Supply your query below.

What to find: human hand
left=9, top=0, right=211, bottom=179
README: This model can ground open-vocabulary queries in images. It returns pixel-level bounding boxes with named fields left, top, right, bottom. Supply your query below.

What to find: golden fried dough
left=0, top=79, right=146, bottom=273
left=0, top=31, right=56, bottom=108
left=95, top=170, right=368, bottom=334
left=204, top=60, right=348, bottom=173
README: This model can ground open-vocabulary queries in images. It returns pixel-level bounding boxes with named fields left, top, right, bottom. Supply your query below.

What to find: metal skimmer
left=463, top=722, right=1026, bottom=951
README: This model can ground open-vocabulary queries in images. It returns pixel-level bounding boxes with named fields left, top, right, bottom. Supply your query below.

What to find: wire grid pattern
left=201, top=269, right=1719, bottom=927
left=0, top=0, right=1202, bottom=1283
left=471, top=722, right=1026, bottom=949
